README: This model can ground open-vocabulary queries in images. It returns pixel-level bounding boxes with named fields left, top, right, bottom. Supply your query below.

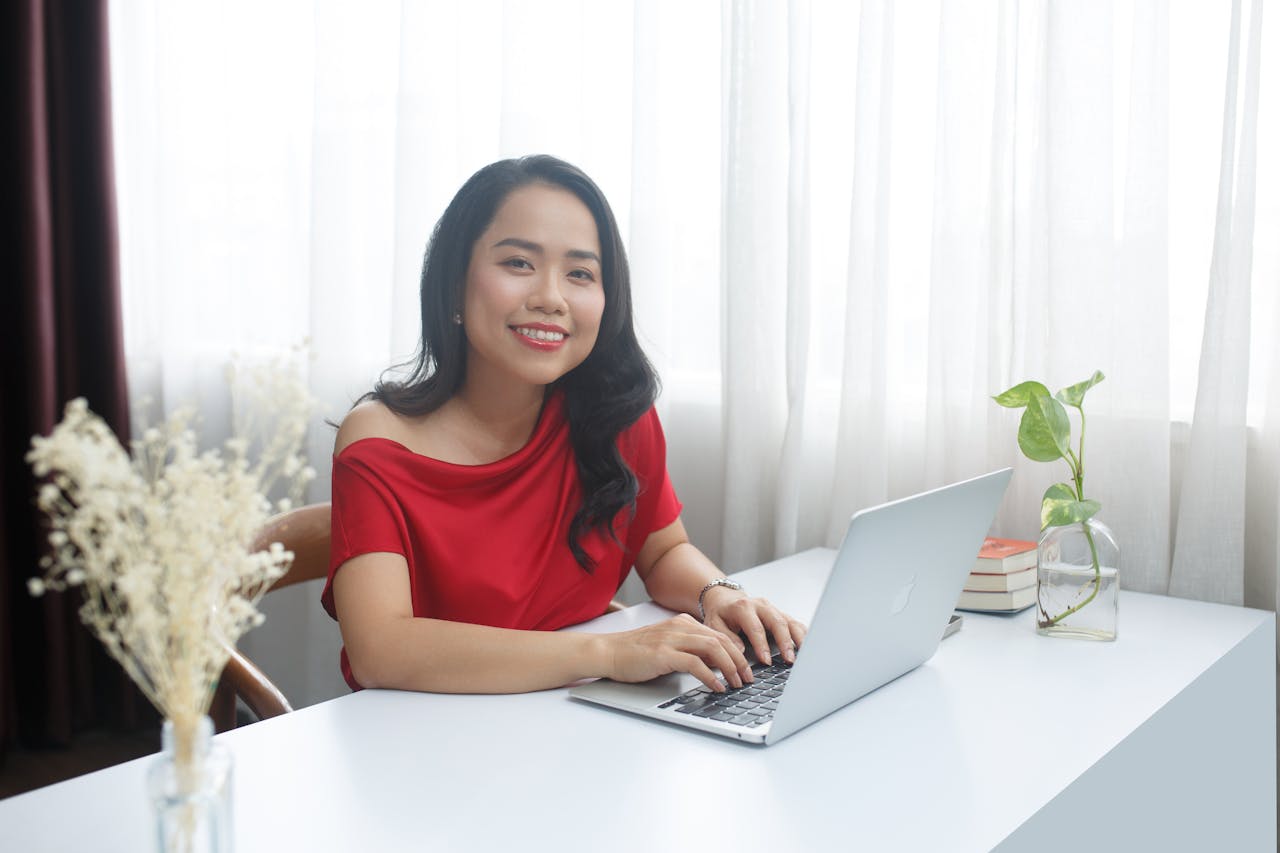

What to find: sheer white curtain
left=109, top=0, right=1278, bottom=709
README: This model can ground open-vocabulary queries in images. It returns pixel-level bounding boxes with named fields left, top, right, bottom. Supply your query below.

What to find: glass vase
left=1036, top=518, right=1119, bottom=641
left=147, top=715, right=233, bottom=853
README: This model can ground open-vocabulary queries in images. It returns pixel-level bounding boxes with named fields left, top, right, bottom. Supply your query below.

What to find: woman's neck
left=448, top=372, right=549, bottom=455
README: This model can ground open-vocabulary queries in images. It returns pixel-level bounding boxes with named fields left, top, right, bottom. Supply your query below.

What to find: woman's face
left=461, top=183, right=606, bottom=392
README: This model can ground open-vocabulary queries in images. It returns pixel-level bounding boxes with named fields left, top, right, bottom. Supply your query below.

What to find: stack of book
left=956, top=537, right=1038, bottom=613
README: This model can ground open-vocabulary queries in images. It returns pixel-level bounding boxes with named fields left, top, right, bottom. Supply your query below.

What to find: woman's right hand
left=602, top=614, right=754, bottom=692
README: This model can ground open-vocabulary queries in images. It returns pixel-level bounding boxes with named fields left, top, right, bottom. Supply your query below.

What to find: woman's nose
left=526, top=270, right=569, bottom=314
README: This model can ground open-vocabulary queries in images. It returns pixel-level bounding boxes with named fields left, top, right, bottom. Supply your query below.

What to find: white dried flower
left=26, top=352, right=316, bottom=725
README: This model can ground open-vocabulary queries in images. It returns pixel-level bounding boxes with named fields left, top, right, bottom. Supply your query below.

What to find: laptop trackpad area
left=570, top=671, right=701, bottom=712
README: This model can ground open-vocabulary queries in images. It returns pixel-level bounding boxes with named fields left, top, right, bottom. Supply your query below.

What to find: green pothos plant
left=993, top=370, right=1105, bottom=627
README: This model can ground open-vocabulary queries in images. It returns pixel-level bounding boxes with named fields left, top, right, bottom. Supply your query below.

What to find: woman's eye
left=505, top=258, right=533, bottom=270
left=569, top=269, right=596, bottom=283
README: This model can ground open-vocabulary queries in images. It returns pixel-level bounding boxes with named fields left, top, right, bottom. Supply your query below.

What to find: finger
left=666, top=617, right=743, bottom=685
left=676, top=630, right=743, bottom=689
left=675, top=651, right=725, bottom=693
left=759, top=607, right=798, bottom=663
left=694, top=633, right=746, bottom=688
left=790, top=619, right=809, bottom=648
left=704, top=614, right=748, bottom=656
left=711, top=628, right=753, bottom=684
left=736, top=607, right=773, bottom=667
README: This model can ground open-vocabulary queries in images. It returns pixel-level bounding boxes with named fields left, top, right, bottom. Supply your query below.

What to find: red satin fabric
left=321, top=392, right=681, bottom=690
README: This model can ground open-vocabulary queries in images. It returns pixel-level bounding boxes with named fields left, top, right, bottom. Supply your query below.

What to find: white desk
left=0, top=549, right=1274, bottom=852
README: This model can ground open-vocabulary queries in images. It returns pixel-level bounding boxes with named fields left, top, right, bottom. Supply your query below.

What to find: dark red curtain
left=0, top=0, right=150, bottom=759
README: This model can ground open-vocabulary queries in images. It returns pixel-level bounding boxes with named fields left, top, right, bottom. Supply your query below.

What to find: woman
left=322, top=155, right=806, bottom=695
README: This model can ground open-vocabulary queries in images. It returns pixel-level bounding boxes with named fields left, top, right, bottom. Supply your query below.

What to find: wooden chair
left=210, top=501, right=628, bottom=732
left=210, top=502, right=332, bottom=732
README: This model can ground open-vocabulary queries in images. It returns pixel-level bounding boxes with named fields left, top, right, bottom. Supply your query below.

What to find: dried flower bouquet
left=26, top=359, right=315, bottom=775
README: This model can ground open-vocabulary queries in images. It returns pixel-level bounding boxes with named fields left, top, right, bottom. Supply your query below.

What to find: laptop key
left=730, top=714, right=755, bottom=725
left=710, top=712, right=737, bottom=722
left=675, top=698, right=717, bottom=714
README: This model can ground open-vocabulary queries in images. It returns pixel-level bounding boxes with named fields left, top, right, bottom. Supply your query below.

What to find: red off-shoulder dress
left=320, top=391, right=682, bottom=690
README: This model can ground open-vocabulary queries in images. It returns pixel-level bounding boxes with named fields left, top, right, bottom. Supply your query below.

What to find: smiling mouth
left=512, top=326, right=567, bottom=343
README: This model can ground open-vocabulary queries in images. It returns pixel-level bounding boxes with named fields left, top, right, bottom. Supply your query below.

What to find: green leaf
left=1043, top=483, right=1077, bottom=503
left=1054, top=370, right=1106, bottom=409
left=1017, top=393, right=1071, bottom=462
left=1040, top=485, right=1102, bottom=530
left=993, top=380, right=1052, bottom=409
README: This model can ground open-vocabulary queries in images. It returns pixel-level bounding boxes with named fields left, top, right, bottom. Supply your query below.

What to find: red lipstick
left=510, top=323, right=569, bottom=351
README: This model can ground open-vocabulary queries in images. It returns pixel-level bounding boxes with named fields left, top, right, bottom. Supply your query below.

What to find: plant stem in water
left=1042, top=521, right=1102, bottom=627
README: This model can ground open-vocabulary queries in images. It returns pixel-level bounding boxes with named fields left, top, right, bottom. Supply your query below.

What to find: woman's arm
left=331, top=550, right=753, bottom=694
left=635, top=517, right=808, bottom=665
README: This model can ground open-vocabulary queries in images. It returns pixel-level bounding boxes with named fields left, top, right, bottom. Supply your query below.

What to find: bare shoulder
left=334, top=399, right=405, bottom=456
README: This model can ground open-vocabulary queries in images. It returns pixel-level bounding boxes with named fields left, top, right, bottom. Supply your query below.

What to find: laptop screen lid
left=765, top=468, right=1012, bottom=744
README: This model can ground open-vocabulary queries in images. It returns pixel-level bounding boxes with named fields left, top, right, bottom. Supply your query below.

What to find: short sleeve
left=319, top=446, right=409, bottom=620
left=619, top=407, right=683, bottom=557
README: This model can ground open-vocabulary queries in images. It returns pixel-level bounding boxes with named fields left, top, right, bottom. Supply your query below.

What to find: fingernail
left=715, top=680, right=726, bottom=692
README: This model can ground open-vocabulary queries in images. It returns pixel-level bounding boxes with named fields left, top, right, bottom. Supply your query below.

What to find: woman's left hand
left=700, top=587, right=808, bottom=665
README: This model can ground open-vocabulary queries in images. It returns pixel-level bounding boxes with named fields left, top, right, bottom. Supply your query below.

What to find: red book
left=972, top=537, right=1037, bottom=575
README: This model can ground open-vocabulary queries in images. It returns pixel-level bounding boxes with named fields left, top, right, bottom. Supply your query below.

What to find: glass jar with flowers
left=993, top=370, right=1118, bottom=641
left=26, top=355, right=315, bottom=852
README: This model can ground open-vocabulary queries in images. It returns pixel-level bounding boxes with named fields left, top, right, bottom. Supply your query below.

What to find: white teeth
left=516, top=327, right=565, bottom=342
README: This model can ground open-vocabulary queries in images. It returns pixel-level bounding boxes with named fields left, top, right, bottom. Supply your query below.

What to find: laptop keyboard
left=656, top=656, right=793, bottom=728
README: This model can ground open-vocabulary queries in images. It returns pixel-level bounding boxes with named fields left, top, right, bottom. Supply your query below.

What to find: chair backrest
left=254, top=502, right=332, bottom=591
left=211, top=502, right=331, bottom=731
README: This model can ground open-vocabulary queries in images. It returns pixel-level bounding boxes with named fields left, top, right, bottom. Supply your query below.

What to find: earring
left=452, top=313, right=462, bottom=325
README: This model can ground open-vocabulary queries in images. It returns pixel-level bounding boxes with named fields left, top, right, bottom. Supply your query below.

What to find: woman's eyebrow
left=493, top=237, right=600, bottom=265
left=566, top=248, right=601, bottom=264
left=492, top=237, right=543, bottom=254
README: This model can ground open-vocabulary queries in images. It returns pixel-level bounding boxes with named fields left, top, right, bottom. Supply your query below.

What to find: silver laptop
left=569, top=468, right=1013, bottom=745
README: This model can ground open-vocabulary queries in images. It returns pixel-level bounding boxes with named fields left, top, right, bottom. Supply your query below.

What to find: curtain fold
left=924, top=0, right=999, bottom=491
left=719, top=0, right=790, bottom=572
left=1108, top=0, right=1172, bottom=596
left=1169, top=0, right=1262, bottom=603
left=774, top=0, right=812, bottom=560
left=1, top=0, right=146, bottom=755
left=828, top=0, right=895, bottom=545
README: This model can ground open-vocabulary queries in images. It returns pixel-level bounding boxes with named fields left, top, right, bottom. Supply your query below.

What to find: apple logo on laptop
left=890, top=574, right=917, bottom=615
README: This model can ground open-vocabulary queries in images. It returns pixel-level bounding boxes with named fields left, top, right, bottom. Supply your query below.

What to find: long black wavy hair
left=371, top=155, right=659, bottom=570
